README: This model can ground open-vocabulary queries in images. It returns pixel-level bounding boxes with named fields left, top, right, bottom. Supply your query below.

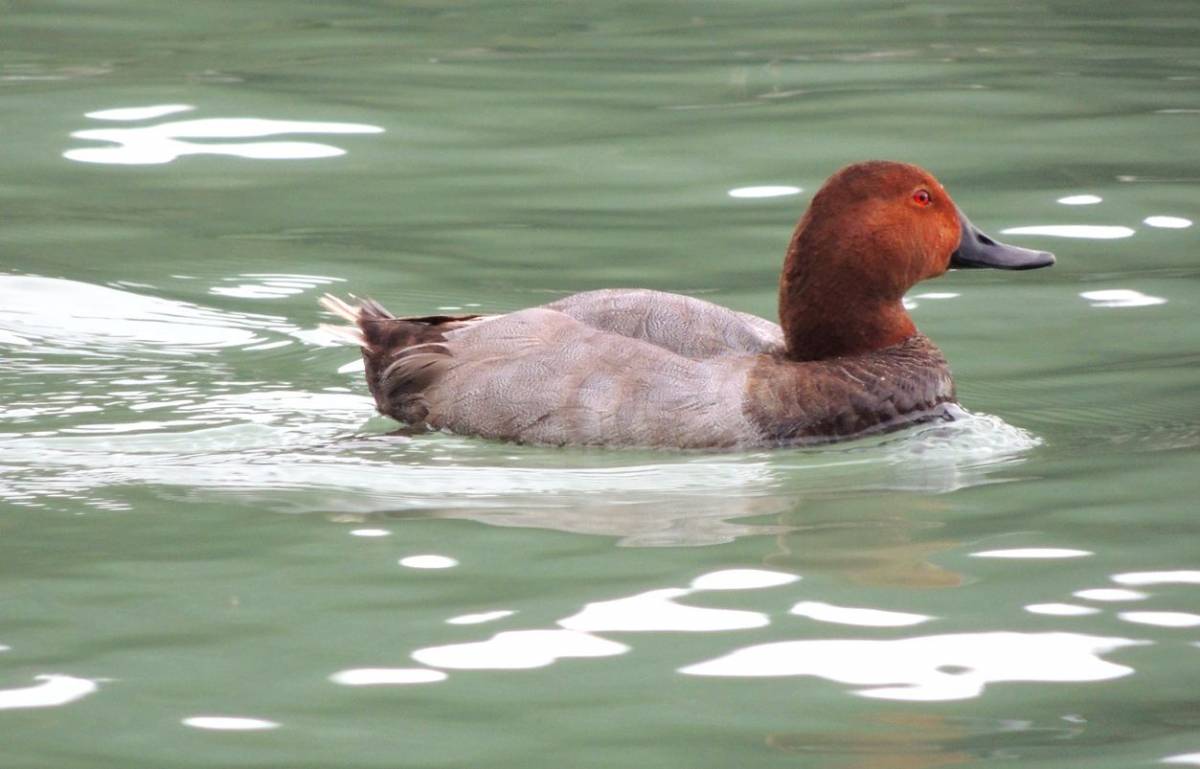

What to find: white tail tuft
left=319, top=293, right=360, bottom=323
left=319, top=323, right=366, bottom=346
left=319, top=294, right=366, bottom=346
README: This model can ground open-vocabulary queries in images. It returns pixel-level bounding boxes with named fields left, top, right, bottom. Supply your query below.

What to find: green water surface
left=2, top=2, right=1199, bottom=768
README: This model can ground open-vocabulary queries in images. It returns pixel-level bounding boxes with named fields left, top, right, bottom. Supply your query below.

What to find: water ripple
left=1, top=273, right=1042, bottom=544
left=0, top=275, right=279, bottom=354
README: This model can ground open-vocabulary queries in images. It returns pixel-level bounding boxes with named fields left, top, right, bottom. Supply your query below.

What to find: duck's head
left=779, top=160, right=1054, bottom=361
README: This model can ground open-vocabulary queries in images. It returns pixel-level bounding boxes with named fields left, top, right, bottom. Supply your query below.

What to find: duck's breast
left=744, top=334, right=957, bottom=444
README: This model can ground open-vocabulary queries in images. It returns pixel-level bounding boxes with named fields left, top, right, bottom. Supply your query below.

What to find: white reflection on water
left=87, top=104, right=194, bottom=121
left=559, top=588, right=769, bottom=633
left=0, top=674, right=98, bottom=710
left=727, top=185, right=802, bottom=199
left=0, top=329, right=34, bottom=347
left=1074, top=588, right=1147, bottom=602
left=1025, top=603, right=1100, bottom=616
left=1113, top=571, right=1200, bottom=586
left=447, top=610, right=516, bottom=625
left=790, top=601, right=931, bottom=627
left=412, top=630, right=629, bottom=670
left=210, top=273, right=344, bottom=300
left=409, top=567, right=796, bottom=671
left=399, top=554, right=458, bottom=569
left=0, top=274, right=340, bottom=355
left=181, top=716, right=280, bottom=731
left=64, top=106, right=383, bottom=165
left=1001, top=225, right=1135, bottom=239
left=1163, top=752, right=1200, bottom=765
left=1057, top=194, right=1102, bottom=205
left=332, top=557, right=1200, bottom=701
left=1080, top=289, right=1167, bottom=308
left=1143, top=216, right=1192, bottom=229
left=350, top=528, right=390, bottom=538
left=329, top=668, right=446, bottom=686
left=689, top=569, right=799, bottom=591
left=0, top=275, right=265, bottom=353
left=971, top=548, right=1092, bottom=559
left=903, top=291, right=959, bottom=310
left=679, top=632, right=1143, bottom=701
left=1118, top=611, right=1200, bottom=628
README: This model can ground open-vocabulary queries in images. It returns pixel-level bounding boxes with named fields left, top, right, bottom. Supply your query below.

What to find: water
left=3, top=1, right=1199, bottom=766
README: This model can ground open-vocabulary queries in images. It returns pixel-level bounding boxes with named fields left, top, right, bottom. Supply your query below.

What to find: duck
left=320, top=160, right=1054, bottom=450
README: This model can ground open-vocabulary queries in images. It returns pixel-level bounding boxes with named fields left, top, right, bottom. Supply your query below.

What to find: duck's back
left=426, top=306, right=764, bottom=447
left=545, top=289, right=784, bottom=360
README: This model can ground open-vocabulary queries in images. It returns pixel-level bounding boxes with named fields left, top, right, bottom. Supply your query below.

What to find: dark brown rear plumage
left=321, top=295, right=481, bottom=426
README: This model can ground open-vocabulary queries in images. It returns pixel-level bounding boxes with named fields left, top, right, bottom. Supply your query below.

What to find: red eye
left=913, top=189, right=932, bottom=207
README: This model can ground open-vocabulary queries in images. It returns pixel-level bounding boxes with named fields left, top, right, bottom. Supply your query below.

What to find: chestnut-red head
left=778, top=161, right=1054, bottom=361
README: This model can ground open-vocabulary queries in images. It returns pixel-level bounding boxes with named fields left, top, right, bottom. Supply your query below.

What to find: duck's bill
left=950, top=208, right=1055, bottom=270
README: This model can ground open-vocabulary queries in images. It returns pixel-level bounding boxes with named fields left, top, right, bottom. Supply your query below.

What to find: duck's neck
left=779, top=296, right=915, bottom=361
left=777, top=216, right=917, bottom=362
